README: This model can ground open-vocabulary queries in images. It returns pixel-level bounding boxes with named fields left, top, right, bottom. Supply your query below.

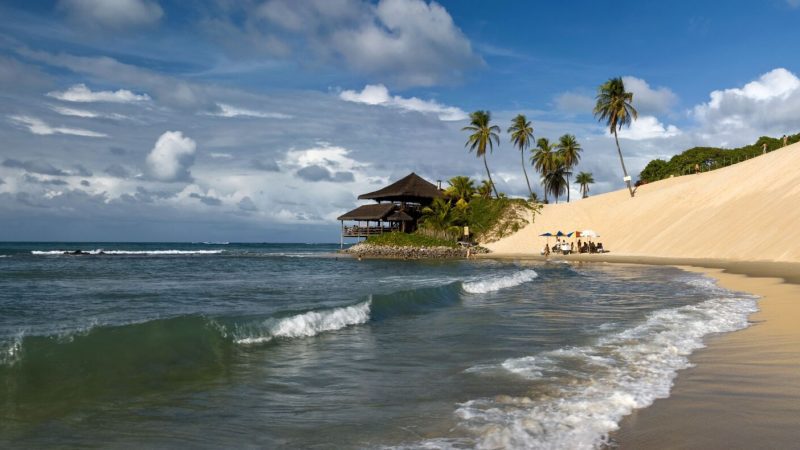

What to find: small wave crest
left=31, top=249, right=223, bottom=255
left=462, top=269, right=539, bottom=294
left=456, top=292, right=758, bottom=449
left=234, top=301, right=371, bottom=345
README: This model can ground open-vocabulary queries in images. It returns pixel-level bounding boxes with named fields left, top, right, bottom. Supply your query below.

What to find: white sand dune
left=486, top=142, right=800, bottom=262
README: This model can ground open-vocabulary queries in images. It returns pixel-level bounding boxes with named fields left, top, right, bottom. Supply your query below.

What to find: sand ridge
left=486, top=141, right=800, bottom=263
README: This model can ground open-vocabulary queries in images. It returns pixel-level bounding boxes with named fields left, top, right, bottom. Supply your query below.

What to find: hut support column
left=340, top=220, right=344, bottom=249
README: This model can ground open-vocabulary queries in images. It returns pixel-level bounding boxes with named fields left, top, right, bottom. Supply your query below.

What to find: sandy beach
left=483, top=143, right=800, bottom=447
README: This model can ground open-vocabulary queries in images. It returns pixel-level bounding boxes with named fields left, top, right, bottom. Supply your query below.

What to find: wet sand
left=479, top=254, right=800, bottom=448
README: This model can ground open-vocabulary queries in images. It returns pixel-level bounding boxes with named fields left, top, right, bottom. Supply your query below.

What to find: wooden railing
left=343, top=226, right=399, bottom=237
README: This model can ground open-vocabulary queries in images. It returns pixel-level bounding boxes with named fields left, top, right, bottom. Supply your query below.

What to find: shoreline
left=479, top=252, right=800, bottom=447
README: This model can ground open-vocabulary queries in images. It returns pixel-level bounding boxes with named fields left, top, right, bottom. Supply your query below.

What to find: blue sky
left=1, top=0, right=799, bottom=242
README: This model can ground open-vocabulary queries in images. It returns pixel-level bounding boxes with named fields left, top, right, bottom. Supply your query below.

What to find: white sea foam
left=0, top=333, right=24, bottom=366
left=462, top=269, right=539, bottom=294
left=235, top=300, right=372, bottom=345
left=31, top=249, right=223, bottom=255
left=0, top=255, right=10, bottom=258
left=456, top=292, right=758, bottom=449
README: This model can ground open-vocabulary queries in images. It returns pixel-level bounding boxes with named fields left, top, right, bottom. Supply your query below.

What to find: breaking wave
left=462, top=269, right=539, bottom=294
left=31, top=249, right=224, bottom=255
left=454, top=292, right=758, bottom=449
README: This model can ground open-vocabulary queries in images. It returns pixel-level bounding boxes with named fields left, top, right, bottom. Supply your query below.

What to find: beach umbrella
left=539, top=232, right=553, bottom=237
left=581, top=229, right=599, bottom=239
left=555, top=231, right=566, bottom=237
left=566, top=232, right=575, bottom=237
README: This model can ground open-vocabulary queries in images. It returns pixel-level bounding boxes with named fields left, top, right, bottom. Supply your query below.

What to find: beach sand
left=482, top=143, right=800, bottom=447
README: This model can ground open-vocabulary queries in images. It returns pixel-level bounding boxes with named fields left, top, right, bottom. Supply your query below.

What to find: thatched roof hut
left=358, top=172, right=442, bottom=204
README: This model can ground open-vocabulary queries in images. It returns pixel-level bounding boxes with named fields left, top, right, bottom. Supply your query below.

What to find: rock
left=341, top=243, right=490, bottom=259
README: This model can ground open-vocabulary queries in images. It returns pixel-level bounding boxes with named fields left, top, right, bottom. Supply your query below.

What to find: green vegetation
left=508, top=114, right=535, bottom=198
left=462, top=110, right=501, bottom=198
left=365, top=232, right=457, bottom=248
left=594, top=77, right=638, bottom=197
left=638, top=133, right=800, bottom=184
left=530, top=135, right=582, bottom=204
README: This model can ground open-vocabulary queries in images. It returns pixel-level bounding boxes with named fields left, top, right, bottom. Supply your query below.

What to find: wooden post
left=340, top=220, right=344, bottom=249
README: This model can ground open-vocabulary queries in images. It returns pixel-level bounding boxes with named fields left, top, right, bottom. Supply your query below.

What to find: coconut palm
left=463, top=110, right=500, bottom=198
left=543, top=155, right=570, bottom=203
left=556, top=134, right=582, bottom=202
left=593, top=77, right=638, bottom=197
left=508, top=114, right=535, bottom=198
left=575, top=171, right=594, bottom=198
left=476, top=179, right=494, bottom=199
left=446, top=176, right=475, bottom=203
left=531, top=137, right=557, bottom=203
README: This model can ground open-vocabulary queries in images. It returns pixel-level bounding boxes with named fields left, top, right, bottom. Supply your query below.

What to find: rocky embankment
left=343, top=243, right=490, bottom=259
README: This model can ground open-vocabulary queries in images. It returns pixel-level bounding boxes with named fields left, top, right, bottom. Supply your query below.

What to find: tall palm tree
left=446, top=176, right=475, bottom=202
left=593, top=77, right=638, bottom=197
left=543, top=154, right=570, bottom=203
left=463, top=110, right=500, bottom=198
left=508, top=114, right=535, bottom=198
left=575, top=171, right=594, bottom=198
left=531, top=137, right=557, bottom=203
left=556, top=134, right=582, bottom=202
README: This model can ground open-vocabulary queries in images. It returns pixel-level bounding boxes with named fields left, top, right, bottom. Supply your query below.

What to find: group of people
left=541, top=238, right=605, bottom=256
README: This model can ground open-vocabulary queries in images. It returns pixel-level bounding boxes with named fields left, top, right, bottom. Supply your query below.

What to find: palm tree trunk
left=614, top=129, right=635, bottom=197
left=483, top=154, right=499, bottom=198
left=521, top=151, right=533, bottom=198
left=566, top=173, right=571, bottom=202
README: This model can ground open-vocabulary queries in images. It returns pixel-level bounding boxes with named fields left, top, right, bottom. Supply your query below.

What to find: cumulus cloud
left=622, top=76, right=678, bottom=115
left=296, top=165, right=354, bottom=182
left=104, top=164, right=132, bottom=178
left=616, top=115, right=681, bottom=140
left=189, top=192, right=222, bottom=206
left=252, top=159, right=281, bottom=172
left=47, top=83, right=150, bottom=103
left=145, top=131, right=197, bottom=182
left=339, top=84, right=467, bottom=120
left=7, top=115, right=107, bottom=137
left=23, top=174, right=69, bottom=186
left=257, top=0, right=480, bottom=86
left=238, top=196, right=257, bottom=212
left=690, top=68, right=800, bottom=143
left=209, top=103, right=293, bottom=119
left=58, top=0, right=163, bottom=29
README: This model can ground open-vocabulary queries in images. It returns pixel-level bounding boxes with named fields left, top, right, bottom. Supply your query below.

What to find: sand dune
left=486, top=142, right=800, bottom=262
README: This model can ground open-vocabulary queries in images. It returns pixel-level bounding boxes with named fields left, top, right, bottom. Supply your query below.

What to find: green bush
left=365, top=232, right=458, bottom=248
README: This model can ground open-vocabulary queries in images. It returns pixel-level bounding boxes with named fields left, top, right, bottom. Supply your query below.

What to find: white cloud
left=788, top=0, right=800, bottom=8
left=615, top=115, right=681, bottom=140
left=690, top=68, right=800, bottom=143
left=47, top=83, right=151, bottom=103
left=50, top=105, right=128, bottom=120
left=622, top=76, right=678, bottom=115
left=554, top=92, right=595, bottom=115
left=209, top=103, right=293, bottom=119
left=145, top=131, right=196, bottom=182
left=339, top=84, right=467, bottom=121
left=257, top=0, right=480, bottom=87
left=209, top=152, right=233, bottom=159
left=58, top=0, right=163, bottom=29
left=8, top=115, right=107, bottom=138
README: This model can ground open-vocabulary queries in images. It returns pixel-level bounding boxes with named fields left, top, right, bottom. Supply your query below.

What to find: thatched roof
left=358, top=172, right=442, bottom=203
left=386, top=210, right=414, bottom=221
left=337, top=203, right=396, bottom=221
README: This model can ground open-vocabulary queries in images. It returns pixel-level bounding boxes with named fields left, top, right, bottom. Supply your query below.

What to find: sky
left=1, top=0, right=800, bottom=242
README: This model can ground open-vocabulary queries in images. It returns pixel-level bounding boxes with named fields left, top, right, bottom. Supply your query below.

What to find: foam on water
left=454, top=290, right=758, bottom=449
left=235, top=300, right=372, bottom=345
left=0, top=333, right=24, bottom=366
left=462, top=269, right=539, bottom=294
left=31, top=249, right=223, bottom=255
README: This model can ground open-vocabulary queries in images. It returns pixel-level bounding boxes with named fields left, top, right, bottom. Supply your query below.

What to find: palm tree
left=531, top=137, right=557, bottom=203
left=508, top=114, right=535, bottom=198
left=476, top=179, right=494, bottom=199
left=446, top=176, right=475, bottom=202
left=420, top=197, right=455, bottom=231
left=556, top=134, right=582, bottom=202
left=463, top=110, right=500, bottom=198
left=594, top=77, right=638, bottom=197
left=543, top=155, right=570, bottom=203
left=575, top=171, right=594, bottom=198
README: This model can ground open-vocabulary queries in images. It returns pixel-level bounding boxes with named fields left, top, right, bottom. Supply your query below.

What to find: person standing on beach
left=762, top=142, right=767, bottom=154
left=783, top=135, right=788, bottom=147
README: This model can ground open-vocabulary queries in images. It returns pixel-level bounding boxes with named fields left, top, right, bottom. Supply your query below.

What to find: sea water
left=0, top=243, right=757, bottom=448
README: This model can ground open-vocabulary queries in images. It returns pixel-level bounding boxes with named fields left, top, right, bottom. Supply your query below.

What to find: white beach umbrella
left=581, top=229, right=599, bottom=238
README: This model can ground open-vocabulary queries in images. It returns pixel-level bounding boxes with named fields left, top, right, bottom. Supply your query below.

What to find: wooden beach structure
left=337, top=172, right=442, bottom=247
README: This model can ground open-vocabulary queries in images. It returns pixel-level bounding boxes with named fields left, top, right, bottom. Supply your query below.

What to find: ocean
left=0, top=242, right=757, bottom=449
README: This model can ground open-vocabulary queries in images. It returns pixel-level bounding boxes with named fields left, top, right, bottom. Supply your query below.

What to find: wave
left=462, top=269, right=538, bottom=294
left=455, top=292, right=758, bottom=449
left=0, top=255, right=10, bottom=258
left=31, top=249, right=224, bottom=255
left=234, top=301, right=371, bottom=345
